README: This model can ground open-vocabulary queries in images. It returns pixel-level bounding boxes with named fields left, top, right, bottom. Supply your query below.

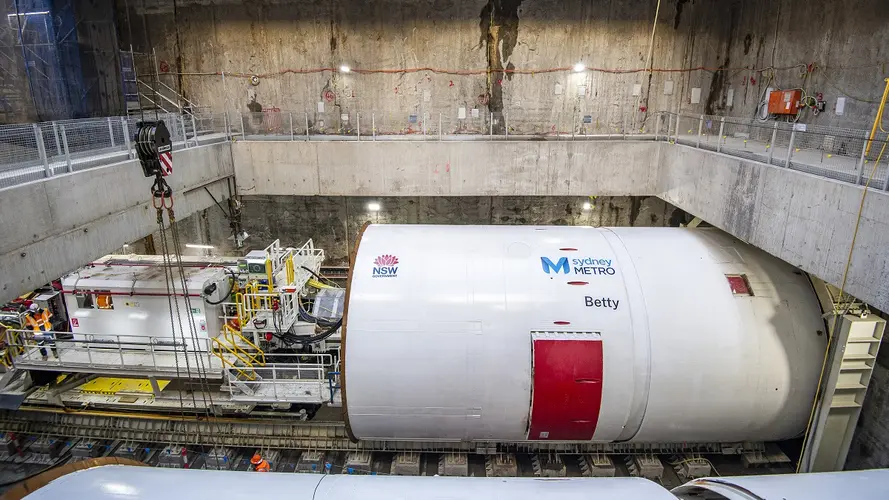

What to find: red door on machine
left=528, top=334, right=603, bottom=440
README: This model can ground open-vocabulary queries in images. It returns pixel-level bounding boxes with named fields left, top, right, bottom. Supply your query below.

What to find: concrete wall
left=705, top=0, right=889, bottom=130
left=73, top=0, right=124, bottom=118
left=116, top=0, right=727, bottom=132
left=0, top=142, right=234, bottom=303
left=232, top=139, right=659, bottom=197
left=168, top=194, right=679, bottom=266
left=116, top=0, right=889, bottom=130
left=658, top=143, right=889, bottom=314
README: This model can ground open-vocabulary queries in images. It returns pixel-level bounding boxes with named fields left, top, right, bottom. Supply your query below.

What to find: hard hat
left=29, top=303, right=38, bottom=311
left=250, top=453, right=262, bottom=465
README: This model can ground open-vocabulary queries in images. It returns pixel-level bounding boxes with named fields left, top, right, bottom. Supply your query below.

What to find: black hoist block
left=134, top=120, right=172, bottom=178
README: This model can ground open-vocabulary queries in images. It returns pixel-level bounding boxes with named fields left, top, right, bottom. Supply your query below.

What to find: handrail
left=156, top=80, right=204, bottom=110
left=5, top=328, right=217, bottom=375
left=211, top=337, right=258, bottom=380
left=208, top=321, right=267, bottom=381
left=137, top=79, right=181, bottom=110
left=222, top=323, right=265, bottom=365
left=137, top=93, right=171, bottom=114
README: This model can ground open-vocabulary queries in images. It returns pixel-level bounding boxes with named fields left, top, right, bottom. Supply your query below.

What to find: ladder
left=799, top=313, right=885, bottom=472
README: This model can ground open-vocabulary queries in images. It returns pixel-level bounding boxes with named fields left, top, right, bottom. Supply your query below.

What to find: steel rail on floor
left=0, top=408, right=766, bottom=455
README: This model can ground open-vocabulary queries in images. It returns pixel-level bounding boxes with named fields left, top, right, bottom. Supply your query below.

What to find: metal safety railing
left=0, top=112, right=230, bottom=189
left=659, top=112, right=889, bottom=190
left=221, top=352, right=335, bottom=403
left=228, top=109, right=889, bottom=191
left=4, top=329, right=221, bottom=376
left=2, top=108, right=887, bottom=193
left=229, top=108, right=651, bottom=142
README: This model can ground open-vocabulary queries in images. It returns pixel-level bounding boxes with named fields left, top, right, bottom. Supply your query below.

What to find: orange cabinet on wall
left=768, top=89, right=802, bottom=115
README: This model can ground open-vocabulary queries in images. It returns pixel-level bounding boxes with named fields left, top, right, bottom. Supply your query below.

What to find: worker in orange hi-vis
left=250, top=452, right=271, bottom=472
left=24, top=303, right=53, bottom=360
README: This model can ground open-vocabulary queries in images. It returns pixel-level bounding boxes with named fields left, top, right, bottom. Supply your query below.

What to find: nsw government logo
left=372, top=254, right=399, bottom=278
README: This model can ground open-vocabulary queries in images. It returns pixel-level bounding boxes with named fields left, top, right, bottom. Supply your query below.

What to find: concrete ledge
left=659, top=143, right=889, bottom=313
left=232, top=140, right=659, bottom=197
left=0, top=142, right=234, bottom=303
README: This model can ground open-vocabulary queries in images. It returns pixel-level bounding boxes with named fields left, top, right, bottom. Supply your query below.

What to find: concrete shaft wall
left=713, top=0, right=889, bottom=129
left=232, top=140, right=659, bottom=197
left=0, top=142, right=234, bottom=304
left=176, top=195, right=678, bottom=264
left=117, top=0, right=888, bottom=130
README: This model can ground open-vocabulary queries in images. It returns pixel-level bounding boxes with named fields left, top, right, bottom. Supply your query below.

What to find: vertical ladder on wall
left=799, top=313, right=886, bottom=472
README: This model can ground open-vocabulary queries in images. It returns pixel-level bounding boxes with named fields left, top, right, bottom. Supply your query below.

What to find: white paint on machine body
left=60, top=260, right=227, bottom=349
left=344, top=225, right=826, bottom=443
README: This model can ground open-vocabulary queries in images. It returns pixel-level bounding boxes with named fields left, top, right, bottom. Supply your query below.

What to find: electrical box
left=768, top=89, right=802, bottom=115
left=239, top=250, right=269, bottom=281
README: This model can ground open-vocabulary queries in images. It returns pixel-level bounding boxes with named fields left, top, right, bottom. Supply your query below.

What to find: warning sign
left=71, top=318, right=79, bottom=328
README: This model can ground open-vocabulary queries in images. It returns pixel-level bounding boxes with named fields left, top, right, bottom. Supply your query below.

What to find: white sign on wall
left=835, top=97, right=846, bottom=116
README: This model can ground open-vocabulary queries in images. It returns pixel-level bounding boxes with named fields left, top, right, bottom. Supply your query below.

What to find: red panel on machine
left=528, top=337, right=603, bottom=440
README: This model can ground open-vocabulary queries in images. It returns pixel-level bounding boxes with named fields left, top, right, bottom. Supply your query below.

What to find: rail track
left=0, top=407, right=767, bottom=455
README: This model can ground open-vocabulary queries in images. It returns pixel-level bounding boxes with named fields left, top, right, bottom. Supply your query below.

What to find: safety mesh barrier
left=1, top=110, right=887, bottom=192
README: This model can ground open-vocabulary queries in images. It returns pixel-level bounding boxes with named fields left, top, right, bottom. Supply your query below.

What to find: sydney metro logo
left=372, top=255, right=399, bottom=278
left=540, top=256, right=616, bottom=276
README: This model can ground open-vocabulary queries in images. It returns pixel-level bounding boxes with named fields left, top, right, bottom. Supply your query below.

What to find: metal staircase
left=208, top=240, right=332, bottom=402
left=134, top=79, right=208, bottom=115
left=211, top=323, right=266, bottom=382
left=120, top=49, right=209, bottom=117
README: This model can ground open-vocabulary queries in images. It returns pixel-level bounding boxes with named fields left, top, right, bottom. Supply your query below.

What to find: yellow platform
left=79, top=377, right=170, bottom=396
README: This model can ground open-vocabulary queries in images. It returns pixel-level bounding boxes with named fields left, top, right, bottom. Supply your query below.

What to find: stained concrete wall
left=232, top=140, right=659, bottom=197
left=116, top=0, right=888, bottom=131
left=699, top=0, right=889, bottom=129
left=72, top=0, right=125, bottom=118
left=0, top=142, right=234, bottom=303
left=117, top=0, right=728, bottom=132
left=167, top=194, right=679, bottom=265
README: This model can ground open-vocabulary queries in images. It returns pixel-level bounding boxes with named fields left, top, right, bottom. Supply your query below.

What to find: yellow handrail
left=222, top=323, right=266, bottom=365
left=0, top=325, right=23, bottom=368
left=211, top=338, right=258, bottom=380
left=209, top=316, right=267, bottom=381
left=285, top=257, right=295, bottom=285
